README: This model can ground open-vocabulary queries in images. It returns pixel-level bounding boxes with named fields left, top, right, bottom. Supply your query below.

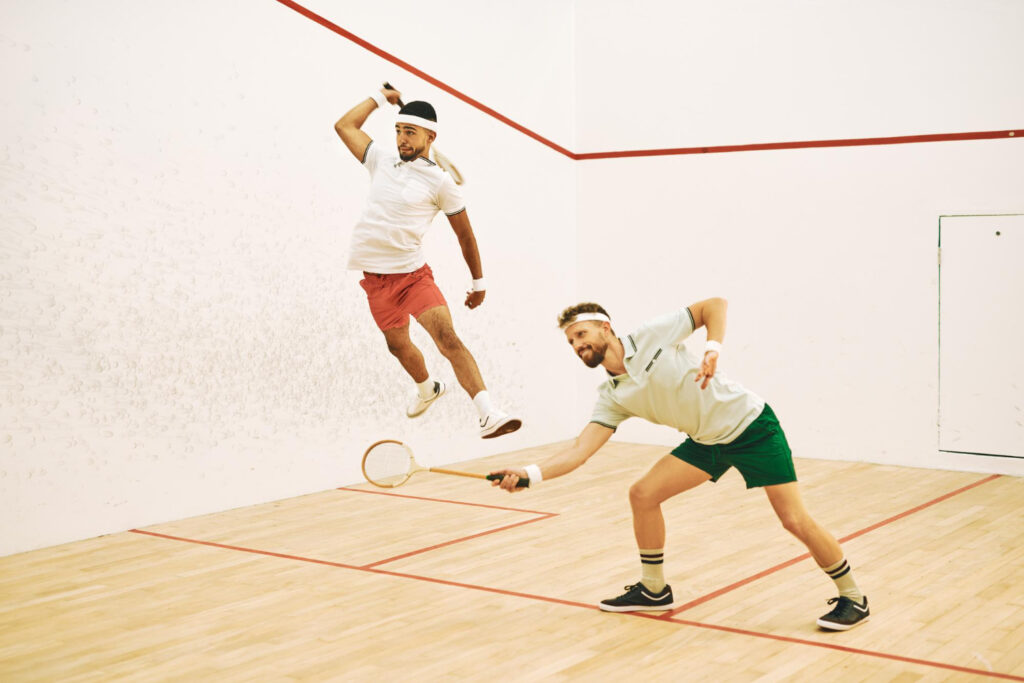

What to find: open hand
left=695, top=350, right=718, bottom=389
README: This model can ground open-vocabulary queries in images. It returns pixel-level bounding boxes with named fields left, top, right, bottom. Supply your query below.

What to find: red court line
left=337, top=485, right=555, bottom=516
left=334, top=487, right=557, bottom=568
left=129, top=527, right=1022, bottom=681
left=275, top=0, right=1022, bottom=160
left=130, top=527, right=595, bottom=611
left=361, top=513, right=557, bottom=569
left=130, top=529, right=364, bottom=570
left=661, top=473, right=1002, bottom=618
left=658, top=616, right=1024, bottom=682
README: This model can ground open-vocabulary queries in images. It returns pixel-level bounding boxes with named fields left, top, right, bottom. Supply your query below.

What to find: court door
left=939, top=214, right=1024, bottom=459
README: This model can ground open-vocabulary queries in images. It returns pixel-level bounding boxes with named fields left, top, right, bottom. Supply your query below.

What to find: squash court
left=2, top=443, right=1021, bottom=680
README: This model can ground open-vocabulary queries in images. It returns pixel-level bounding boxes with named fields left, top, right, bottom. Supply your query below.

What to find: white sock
left=416, top=378, right=436, bottom=400
left=472, top=390, right=493, bottom=419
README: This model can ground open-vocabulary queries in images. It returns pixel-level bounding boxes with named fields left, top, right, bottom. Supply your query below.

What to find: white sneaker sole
left=598, top=601, right=675, bottom=613
left=816, top=615, right=869, bottom=631
left=480, top=416, right=522, bottom=439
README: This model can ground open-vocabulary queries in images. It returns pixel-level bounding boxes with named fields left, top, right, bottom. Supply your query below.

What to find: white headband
left=395, top=114, right=438, bottom=134
left=560, top=312, right=611, bottom=330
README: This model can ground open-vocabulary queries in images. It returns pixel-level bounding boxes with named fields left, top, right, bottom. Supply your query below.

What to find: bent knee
left=629, top=481, right=662, bottom=508
left=435, top=330, right=466, bottom=356
left=385, top=336, right=414, bottom=356
left=779, top=513, right=815, bottom=538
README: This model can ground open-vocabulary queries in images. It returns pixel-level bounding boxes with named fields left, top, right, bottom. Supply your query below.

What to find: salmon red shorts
left=359, top=264, right=447, bottom=330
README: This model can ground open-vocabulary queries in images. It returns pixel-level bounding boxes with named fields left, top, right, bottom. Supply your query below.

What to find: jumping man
left=334, top=85, right=521, bottom=439
left=489, top=299, right=869, bottom=630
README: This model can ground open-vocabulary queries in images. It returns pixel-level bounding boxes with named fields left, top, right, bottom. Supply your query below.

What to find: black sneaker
left=599, top=583, right=674, bottom=612
left=816, top=596, right=870, bottom=631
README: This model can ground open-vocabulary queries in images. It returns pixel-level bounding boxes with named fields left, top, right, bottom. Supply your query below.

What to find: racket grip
left=382, top=82, right=404, bottom=107
left=486, top=473, right=530, bottom=488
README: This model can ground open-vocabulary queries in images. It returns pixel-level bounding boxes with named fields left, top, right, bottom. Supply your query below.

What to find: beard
left=399, top=145, right=424, bottom=161
left=579, top=343, right=607, bottom=368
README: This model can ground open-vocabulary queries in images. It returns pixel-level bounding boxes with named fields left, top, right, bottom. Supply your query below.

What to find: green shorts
left=670, top=404, right=797, bottom=489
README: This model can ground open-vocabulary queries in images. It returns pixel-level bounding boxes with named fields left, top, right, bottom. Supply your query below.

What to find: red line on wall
left=274, top=0, right=575, bottom=159
left=275, top=0, right=1022, bottom=160
left=575, top=130, right=1022, bottom=159
left=661, top=473, right=1002, bottom=618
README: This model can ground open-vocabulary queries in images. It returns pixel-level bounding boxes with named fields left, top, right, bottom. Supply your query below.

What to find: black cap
left=398, top=101, right=437, bottom=122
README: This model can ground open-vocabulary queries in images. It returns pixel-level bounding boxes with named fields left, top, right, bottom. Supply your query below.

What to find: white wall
left=573, top=1, right=1024, bottom=476
left=575, top=0, right=1024, bottom=150
left=0, top=0, right=576, bottom=555
left=299, top=0, right=577, bottom=149
left=574, top=142, right=1024, bottom=477
left=3, top=0, right=1021, bottom=556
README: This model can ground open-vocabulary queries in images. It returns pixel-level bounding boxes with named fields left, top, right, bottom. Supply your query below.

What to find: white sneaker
left=407, top=381, right=446, bottom=418
left=479, top=411, right=522, bottom=439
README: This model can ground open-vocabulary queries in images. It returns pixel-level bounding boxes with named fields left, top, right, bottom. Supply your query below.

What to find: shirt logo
left=644, top=348, right=663, bottom=372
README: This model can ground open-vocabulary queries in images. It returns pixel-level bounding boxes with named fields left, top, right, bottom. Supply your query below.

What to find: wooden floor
left=1, top=442, right=1023, bottom=681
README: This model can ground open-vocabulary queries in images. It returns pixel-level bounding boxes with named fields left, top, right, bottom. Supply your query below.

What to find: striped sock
left=822, top=557, right=864, bottom=602
left=639, top=548, right=665, bottom=593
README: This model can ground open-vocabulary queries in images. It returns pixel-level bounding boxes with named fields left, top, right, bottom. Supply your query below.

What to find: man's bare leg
left=417, top=305, right=520, bottom=438
left=381, top=324, right=429, bottom=383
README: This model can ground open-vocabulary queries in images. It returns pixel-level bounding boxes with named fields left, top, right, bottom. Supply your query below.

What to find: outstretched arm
left=333, top=86, right=401, bottom=161
left=688, top=297, right=727, bottom=389
left=446, top=209, right=486, bottom=309
left=489, top=422, right=615, bottom=492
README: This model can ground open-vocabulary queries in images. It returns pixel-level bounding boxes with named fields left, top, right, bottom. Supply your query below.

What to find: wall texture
left=2, top=0, right=1020, bottom=556
left=0, top=0, right=576, bottom=555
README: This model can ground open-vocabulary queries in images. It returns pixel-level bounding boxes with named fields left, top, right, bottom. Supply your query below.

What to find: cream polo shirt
left=347, top=141, right=466, bottom=274
left=589, top=308, right=765, bottom=445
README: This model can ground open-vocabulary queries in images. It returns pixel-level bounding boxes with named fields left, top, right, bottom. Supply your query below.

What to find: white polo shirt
left=346, top=141, right=466, bottom=274
left=590, top=308, right=765, bottom=445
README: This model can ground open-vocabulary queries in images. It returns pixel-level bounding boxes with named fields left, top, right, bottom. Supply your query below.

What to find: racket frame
left=360, top=439, right=528, bottom=488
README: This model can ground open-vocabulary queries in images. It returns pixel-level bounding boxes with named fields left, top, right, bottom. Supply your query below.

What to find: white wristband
left=369, top=89, right=388, bottom=109
left=523, top=464, right=543, bottom=486
left=705, top=340, right=722, bottom=356
left=471, top=277, right=487, bottom=292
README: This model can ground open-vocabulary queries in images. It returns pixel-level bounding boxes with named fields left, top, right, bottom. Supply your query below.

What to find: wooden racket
left=361, top=439, right=528, bottom=488
left=383, top=82, right=465, bottom=185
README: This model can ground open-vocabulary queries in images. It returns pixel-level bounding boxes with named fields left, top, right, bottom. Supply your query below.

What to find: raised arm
left=333, top=86, right=401, bottom=161
left=489, top=422, right=615, bottom=492
left=688, top=297, right=727, bottom=389
left=446, top=209, right=486, bottom=310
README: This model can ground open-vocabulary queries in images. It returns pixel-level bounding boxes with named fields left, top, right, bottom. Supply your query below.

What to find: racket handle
left=486, top=473, right=530, bottom=488
left=382, top=82, right=405, bottom=107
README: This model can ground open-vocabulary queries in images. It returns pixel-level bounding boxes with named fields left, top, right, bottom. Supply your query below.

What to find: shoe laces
left=825, top=596, right=862, bottom=615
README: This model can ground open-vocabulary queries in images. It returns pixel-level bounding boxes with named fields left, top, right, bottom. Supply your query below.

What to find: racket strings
left=363, top=442, right=414, bottom=487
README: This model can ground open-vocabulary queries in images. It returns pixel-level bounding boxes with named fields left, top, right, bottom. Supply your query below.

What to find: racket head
left=431, top=148, right=464, bottom=185
left=361, top=439, right=416, bottom=488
